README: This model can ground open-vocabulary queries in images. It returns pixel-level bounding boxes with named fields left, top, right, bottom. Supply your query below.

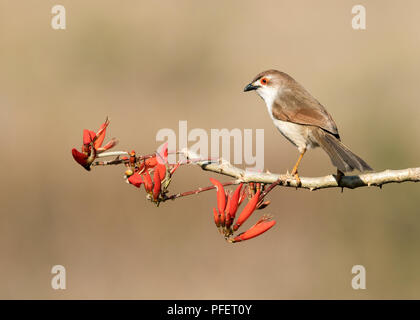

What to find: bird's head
left=243, top=69, right=289, bottom=104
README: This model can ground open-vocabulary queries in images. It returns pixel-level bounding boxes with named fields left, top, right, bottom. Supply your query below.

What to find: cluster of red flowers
left=71, top=118, right=277, bottom=242
left=125, top=143, right=180, bottom=204
left=71, top=118, right=118, bottom=171
left=70, top=119, right=179, bottom=204
left=210, top=179, right=276, bottom=243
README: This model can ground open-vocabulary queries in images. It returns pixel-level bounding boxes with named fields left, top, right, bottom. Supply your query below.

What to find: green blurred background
left=1, top=0, right=419, bottom=299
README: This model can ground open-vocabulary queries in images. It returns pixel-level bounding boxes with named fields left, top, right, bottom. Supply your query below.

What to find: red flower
left=145, top=157, right=158, bottom=170
left=71, top=117, right=118, bottom=170
left=124, top=143, right=182, bottom=206
left=224, top=195, right=232, bottom=228
left=210, top=178, right=226, bottom=223
left=156, top=164, right=167, bottom=181
left=142, top=143, right=169, bottom=171
left=229, top=183, right=243, bottom=221
left=71, top=148, right=90, bottom=170
left=233, top=217, right=276, bottom=243
left=128, top=172, right=144, bottom=188
left=142, top=170, right=153, bottom=193
left=210, top=179, right=276, bottom=243
left=213, top=208, right=220, bottom=227
left=153, top=169, right=161, bottom=201
left=232, top=189, right=260, bottom=231
left=81, top=118, right=117, bottom=153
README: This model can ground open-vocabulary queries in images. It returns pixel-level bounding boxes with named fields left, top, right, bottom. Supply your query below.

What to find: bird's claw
left=334, top=169, right=344, bottom=186
left=294, top=173, right=302, bottom=187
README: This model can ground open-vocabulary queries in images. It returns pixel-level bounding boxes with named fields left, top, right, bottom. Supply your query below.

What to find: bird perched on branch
left=244, top=69, right=372, bottom=184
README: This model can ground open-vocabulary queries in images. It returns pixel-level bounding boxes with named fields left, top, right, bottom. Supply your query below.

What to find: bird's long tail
left=315, top=129, right=372, bottom=173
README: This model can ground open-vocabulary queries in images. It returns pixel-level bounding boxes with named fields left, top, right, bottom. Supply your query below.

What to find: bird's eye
left=260, top=78, right=268, bottom=85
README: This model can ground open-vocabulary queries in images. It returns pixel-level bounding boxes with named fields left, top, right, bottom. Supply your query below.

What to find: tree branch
left=183, top=150, right=420, bottom=191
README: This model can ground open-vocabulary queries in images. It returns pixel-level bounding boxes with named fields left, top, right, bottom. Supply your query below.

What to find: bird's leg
left=291, top=149, right=306, bottom=186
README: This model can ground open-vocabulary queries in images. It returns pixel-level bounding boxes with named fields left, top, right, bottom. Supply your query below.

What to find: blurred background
left=1, top=0, right=419, bottom=299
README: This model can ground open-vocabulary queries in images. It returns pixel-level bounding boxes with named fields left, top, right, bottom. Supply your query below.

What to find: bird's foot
left=334, top=169, right=344, bottom=186
left=284, top=170, right=301, bottom=188
left=290, top=167, right=302, bottom=188
left=294, top=173, right=301, bottom=188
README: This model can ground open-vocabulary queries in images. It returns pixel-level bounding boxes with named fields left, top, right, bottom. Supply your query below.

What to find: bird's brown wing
left=272, top=86, right=340, bottom=138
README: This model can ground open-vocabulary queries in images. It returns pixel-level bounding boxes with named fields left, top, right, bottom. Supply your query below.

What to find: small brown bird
left=244, top=69, right=372, bottom=183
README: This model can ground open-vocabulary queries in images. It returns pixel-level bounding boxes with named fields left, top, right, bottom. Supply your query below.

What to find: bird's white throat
left=256, top=86, right=280, bottom=121
left=257, top=86, right=311, bottom=153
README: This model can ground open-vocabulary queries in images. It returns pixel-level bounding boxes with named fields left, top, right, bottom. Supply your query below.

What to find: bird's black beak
left=243, top=83, right=258, bottom=92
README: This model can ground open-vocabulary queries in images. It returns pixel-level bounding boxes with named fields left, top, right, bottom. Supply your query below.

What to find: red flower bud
left=249, top=182, right=255, bottom=194
left=93, top=119, right=110, bottom=149
left=213, top=207, right=220, bottom=227
left=145, top=157, right=158, bottom=169
left=142, top=171, right=153, bottom=193
left=129, top=150, right=136, bottom=165
left=238, top=187, right=248, bottom=205
left=128, top=172, right=143, bottom=188
left=225, top=195, right=231, bottom=228
left=153, top=169, right=161, bottom=201
left=233, top=190, right=261, bottom=231
left=257, top=200, right=271, bottom=210
left=97, top=138, right=118, bottom=153
left=156, top=164, right=167, bottom=181
left=210, top=178, right=226, bottom=221
left=71, top=148, right=90, bottom=170
left=233, top=219, right=276, bottom=242
left=229, top=183, right=243, bottom=220
left=225, top=211, right=232, bottom=229
left=83, top=130, right=95, bottom=146
left=137, top=162, right=145, bottom=172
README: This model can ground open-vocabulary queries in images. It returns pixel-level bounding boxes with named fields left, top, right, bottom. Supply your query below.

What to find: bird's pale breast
left=262, top=90, right=320, bottom=152
left=273, top=119, right=319, bottom=153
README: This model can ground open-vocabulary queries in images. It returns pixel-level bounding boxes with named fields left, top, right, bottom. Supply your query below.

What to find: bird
left=243, top=69, right=372, bottom=184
